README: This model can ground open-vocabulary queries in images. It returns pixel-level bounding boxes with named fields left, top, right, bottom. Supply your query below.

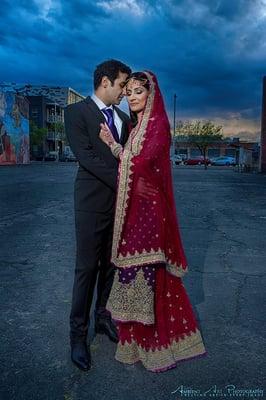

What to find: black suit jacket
left=64, top=96, right=130, bottom=213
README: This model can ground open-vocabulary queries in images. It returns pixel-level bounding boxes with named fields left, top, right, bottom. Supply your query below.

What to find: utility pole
left=54, top=102, right=58, bottom=160
left=173, top=93, right=177, bottom=136
left=172, top=94, right=177, bottom=156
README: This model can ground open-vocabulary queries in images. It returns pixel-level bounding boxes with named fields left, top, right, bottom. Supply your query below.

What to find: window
left=208, top=148, right=220, bottom=157
left=225, top=148, right=236, bottom=157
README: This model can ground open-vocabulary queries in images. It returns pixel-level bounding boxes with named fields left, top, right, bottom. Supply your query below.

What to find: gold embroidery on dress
left=111, top=73, right=188, bottom=277
left=111, top=72, right=156, bottom=266
left=115, top=248, right=188, bottom=277
left=111, top=148, right=133, bottom=262
left=106, top=269, right=154, bottom=325
left=166, top=263, right=188, bottom=277
left=115, top=329, right=206, bottom=371
left=130, top=74, right=155, bottom=156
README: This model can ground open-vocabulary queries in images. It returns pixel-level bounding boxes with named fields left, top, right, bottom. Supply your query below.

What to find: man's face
left=105, top=72, right=129, bottom=105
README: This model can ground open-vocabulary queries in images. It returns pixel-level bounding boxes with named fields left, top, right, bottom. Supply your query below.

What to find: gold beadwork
left=111, top=72, right=155, bottom=267
left=114, top=247, right=187, bottom=277
left=106, top=269, right=154, bottom=325
left=111, top=71, right=188, bottom=277
left=167, top=263, right=188, bottom=277
left=115, top=329, right=206, bottom=372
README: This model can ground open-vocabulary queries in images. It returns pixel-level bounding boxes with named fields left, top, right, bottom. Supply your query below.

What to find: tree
left=50, top=121, right=64, bottom=134
left=176, top=120, right=223, bottom=169
left=49, top=121, right=66, bottom=141
left=29, top=120, right=47, bottom=157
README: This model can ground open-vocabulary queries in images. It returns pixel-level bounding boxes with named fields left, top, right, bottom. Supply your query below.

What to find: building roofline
left=68, top=87, right=85, bottom=97
left=0, top=82, right=85, bottom=98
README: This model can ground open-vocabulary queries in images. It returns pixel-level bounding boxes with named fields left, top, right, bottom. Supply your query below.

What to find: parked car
left=61, top=149, right=76, bottom=162
left=211, top=156, right=236, bottom=166
left=170, top=154, right=183, bottom=165
left=184, top=156, right=211, bottom=165
left=44, top=151, right=58, bottom=161
left=32, top=151, right=44, bottom=161
left=179, top=154, right=188, bottom=161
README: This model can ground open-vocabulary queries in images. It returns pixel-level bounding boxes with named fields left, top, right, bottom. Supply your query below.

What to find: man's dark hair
left=94, top=59, right=131, bottom=90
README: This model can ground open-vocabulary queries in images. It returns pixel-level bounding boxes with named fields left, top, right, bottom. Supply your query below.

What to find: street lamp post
left=173, top=93, right=177, bottom=136
left=172, top=94, right=177, bottom=157
left=54, top=102, right=58, bottom=160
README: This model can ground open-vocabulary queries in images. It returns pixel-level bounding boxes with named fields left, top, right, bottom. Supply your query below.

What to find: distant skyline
left=0, top=0, right=265, bottom=140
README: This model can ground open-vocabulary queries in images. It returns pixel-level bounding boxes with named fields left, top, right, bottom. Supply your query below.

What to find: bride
left=99, top=71, right=206, bottom=372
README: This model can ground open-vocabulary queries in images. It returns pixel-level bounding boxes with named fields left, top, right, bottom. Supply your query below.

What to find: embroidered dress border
left=111, top=149, right=134, bottom=262
left=115, top=329, right=206, bottom=372
left=111, top=73, right=157, bottom=266
left=113, top=247, right=188, bottom=277
left=166, top=263, right=188, bottom=278
left=130, top=72, right=155, bottom=156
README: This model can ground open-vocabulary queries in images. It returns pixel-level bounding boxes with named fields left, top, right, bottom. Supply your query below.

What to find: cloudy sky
left=0, top=0, right=265, bottom=140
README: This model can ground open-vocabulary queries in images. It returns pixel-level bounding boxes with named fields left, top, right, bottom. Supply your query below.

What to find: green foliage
left=29, top=120, right=47, bottom=146
left=175, top=120, right=224, bottom=169
left=49, top=121, right=66, bottom=140
left=50, top=122, right=64, bottom=134
left=176, top=120, right=223, bottom=139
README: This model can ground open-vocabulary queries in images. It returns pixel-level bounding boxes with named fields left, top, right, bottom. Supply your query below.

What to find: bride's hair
left=127, top=72, right=150, bottom=126
left=127, top=72, right=150, bottom=90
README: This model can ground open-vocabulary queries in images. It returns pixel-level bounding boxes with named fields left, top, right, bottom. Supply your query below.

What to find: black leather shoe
left=71, top=342, right=91, bottom=371
left=95, top=318, right=119, bottom=343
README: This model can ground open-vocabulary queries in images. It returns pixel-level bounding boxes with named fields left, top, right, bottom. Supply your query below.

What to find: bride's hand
left=99, top=122, right=115, bottom=147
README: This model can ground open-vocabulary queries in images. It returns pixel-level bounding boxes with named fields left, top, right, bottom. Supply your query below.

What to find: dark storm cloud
left=0, top=0, right=109, bottom=89
left=211, top=0, right=253, bottom=21
left=0, top=0, right=265, bottom=138
left=143, top=0, right=266, bottom=124
left=47, top=0, right=110, bottom=29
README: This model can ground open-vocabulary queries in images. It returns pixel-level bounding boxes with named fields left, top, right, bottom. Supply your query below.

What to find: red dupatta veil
left=111, top=71, right=188, bottom=277
left=107, top=72, right=206, bottom=372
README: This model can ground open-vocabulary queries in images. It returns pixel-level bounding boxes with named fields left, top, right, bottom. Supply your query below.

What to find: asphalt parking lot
left=0, top=162, right=265, bottom=400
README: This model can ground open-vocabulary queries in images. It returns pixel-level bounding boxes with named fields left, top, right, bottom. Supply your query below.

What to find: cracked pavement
left=0, top=163, right=265, bottom=400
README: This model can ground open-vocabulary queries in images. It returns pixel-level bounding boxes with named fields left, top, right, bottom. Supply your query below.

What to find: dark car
left=44, top=151, right=58, bottom=161
left=32, top=152, right=44, bottom=161
left=184, top=156, right=211, bottom=165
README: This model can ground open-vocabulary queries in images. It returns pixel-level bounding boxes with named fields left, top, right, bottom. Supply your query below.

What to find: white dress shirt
left=91, top=93, right=122, bottom=139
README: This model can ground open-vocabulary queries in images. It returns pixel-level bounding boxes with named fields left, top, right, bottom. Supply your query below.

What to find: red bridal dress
left=106, top=71, right=206, bottom=372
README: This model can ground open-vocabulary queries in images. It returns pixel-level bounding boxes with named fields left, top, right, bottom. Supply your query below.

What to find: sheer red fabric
left=111, top=72, right=187, bottom=276
left=107, top=71, right=206, bottom=372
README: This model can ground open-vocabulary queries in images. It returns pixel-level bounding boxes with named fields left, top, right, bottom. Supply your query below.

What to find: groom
left=65, top=59, right=131, bottom=371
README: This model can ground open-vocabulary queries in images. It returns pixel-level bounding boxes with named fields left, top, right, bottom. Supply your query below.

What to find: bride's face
left=125, top=79, right=149, bottom=113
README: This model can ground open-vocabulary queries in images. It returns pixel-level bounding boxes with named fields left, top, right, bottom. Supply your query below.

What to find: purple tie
left=102, top=108, right=120, bottom=143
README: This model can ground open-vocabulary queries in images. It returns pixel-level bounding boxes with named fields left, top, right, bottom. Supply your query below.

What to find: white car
left=170, top=155, right=183, bottom=165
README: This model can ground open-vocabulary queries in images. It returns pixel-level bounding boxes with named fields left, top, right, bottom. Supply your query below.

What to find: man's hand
left=136, top=176, right=158, bottom=200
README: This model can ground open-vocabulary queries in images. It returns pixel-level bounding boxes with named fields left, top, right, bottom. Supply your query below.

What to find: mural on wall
left=0, top=92, right=30, bottom=165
